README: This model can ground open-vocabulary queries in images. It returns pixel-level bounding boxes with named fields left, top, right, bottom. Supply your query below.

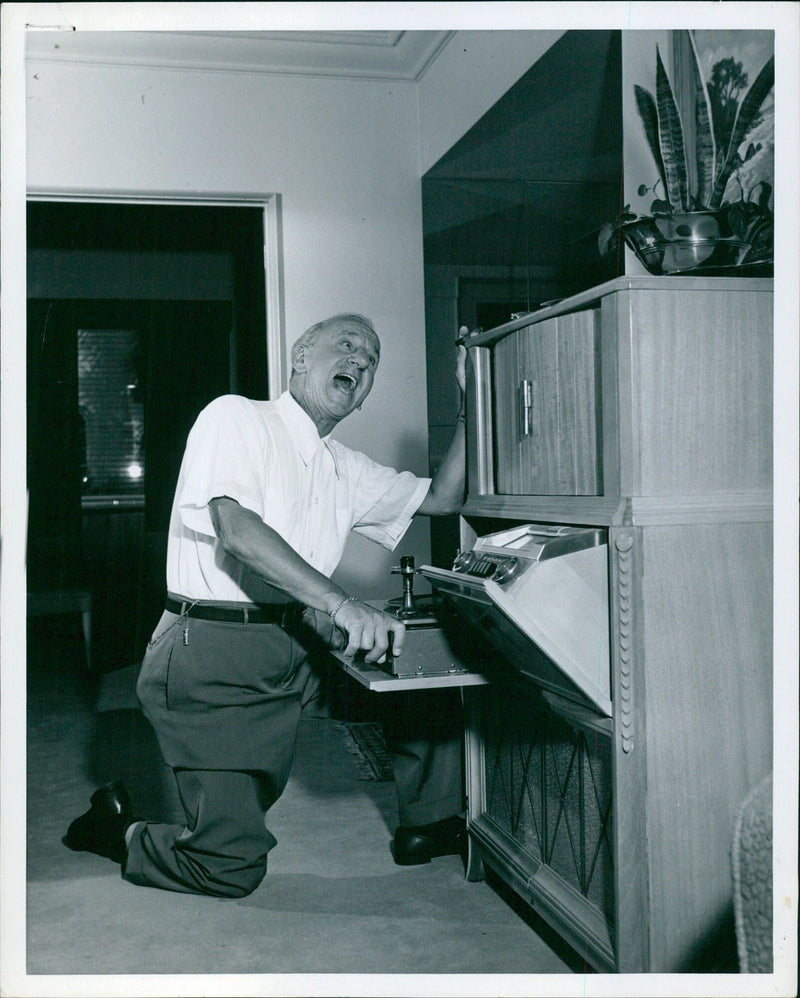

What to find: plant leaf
left=650, top=198, right=671, bottom=215
left=687, top=31, right=715, bottom=208
left=634, top=84, right=668, bottom=198
left=756, top=181, right=772, bottom=211
left=655, top=46, right=689, bottom=211
left=710, top=54, right=774, bottom=209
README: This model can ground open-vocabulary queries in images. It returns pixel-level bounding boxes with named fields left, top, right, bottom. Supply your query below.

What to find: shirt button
left=313, top=497, right=319, bottom=505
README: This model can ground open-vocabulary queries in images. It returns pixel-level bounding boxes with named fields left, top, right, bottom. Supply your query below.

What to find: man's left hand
left=456, top=331, right=468, bottom=395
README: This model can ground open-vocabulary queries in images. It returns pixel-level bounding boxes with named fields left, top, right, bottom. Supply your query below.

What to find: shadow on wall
left=676, top=902, right=738, bottom=973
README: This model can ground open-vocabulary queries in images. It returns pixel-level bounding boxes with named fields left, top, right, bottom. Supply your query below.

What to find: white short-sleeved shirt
left=167, top=391, right=431, bottom=603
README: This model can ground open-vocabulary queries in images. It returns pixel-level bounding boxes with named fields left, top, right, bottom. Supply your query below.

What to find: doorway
left=27, top=199, right=274, bottom=671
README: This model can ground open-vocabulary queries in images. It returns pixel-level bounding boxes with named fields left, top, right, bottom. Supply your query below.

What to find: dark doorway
left=27, top=200, right=269, bottom=671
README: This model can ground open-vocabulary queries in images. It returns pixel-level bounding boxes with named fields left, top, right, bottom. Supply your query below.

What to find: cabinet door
left=492, top=327, right=524, bottom=493
left=493, top=310, right=600, bottom=495
left=555, top=310, right=600, bottom=494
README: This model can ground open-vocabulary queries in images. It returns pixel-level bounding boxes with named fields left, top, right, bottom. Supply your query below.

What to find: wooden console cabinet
left=459, top=276, right=773, bottom=972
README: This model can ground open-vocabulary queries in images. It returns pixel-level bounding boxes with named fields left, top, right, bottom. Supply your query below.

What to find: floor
left=24, top=619, right=586, bottom=992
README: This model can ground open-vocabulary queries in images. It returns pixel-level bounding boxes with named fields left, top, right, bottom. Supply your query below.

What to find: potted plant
left=599, top=31, right=774, bottom=275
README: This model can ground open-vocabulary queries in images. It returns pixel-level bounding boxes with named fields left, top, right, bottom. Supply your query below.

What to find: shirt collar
left=275, top=391, right=341, bottom=476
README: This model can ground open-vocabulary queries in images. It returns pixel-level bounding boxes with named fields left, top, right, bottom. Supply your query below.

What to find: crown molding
left=25, top=29, right=455, bottom=82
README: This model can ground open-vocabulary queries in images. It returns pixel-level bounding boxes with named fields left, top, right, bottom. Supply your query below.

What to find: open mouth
left=333, top=372, right=359, bottom=395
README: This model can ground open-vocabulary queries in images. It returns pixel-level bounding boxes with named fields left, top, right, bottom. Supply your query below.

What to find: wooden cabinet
left=460, top=276, right=773, bottom=972
left=476, top=277, right=772, bottom=505
left=493, top=309, right=601, bottom=495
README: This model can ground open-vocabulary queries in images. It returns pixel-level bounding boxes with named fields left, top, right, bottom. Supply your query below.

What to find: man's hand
left=456, top=330, right=469, bottom=395
left=331, top=599, right=406, bottom=663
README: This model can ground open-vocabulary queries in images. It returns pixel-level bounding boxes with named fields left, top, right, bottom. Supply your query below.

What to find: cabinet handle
left=518, top=379, right=533, bottom=438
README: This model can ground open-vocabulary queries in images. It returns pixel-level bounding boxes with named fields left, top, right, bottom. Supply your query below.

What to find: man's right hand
left=331, top=599, right=406, bottom=664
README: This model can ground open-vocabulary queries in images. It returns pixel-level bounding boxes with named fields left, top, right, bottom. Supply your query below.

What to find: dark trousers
left=380, top=688, right=463, bottom=827
left=125, top=610, right=463, bottom=897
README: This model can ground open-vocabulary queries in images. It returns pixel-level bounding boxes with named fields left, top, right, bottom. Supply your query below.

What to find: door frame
left=26, top=189, right=285, bottom=399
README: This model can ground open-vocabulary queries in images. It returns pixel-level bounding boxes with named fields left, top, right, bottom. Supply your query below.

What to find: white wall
left=25, top=58, right=430, bottom=597
left=24, top=29, right=573, bottom=598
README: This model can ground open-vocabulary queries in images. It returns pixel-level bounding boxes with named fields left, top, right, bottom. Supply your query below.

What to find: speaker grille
left=483, top=681, right=614, bottom=923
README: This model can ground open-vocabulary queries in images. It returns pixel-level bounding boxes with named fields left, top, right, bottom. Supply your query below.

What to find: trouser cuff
left=398, top=792, right=464, bottom=827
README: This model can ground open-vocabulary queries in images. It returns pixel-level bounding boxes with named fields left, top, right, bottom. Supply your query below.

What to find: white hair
left=290, top=313, right=380, bottom=371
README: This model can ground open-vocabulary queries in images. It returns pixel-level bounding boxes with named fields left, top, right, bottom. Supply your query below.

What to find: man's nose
left=348, top=350, right=369, bottom=369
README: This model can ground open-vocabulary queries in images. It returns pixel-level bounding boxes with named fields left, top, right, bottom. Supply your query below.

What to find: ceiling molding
left=25, top=29, right=455, bottom=82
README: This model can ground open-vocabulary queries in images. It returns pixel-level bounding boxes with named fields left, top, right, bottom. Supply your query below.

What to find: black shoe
left=392, top=815, right=466, bottom=866
left=63, top=781, right=135, bottom=864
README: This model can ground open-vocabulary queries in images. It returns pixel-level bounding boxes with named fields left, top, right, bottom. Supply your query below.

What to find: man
left=64, top=313, right=468, bottom=897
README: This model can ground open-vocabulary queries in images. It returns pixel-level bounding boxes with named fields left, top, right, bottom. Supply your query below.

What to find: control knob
left=452, top=551, right=477, bottom=574
left=491, top=557, right=521, bottom=584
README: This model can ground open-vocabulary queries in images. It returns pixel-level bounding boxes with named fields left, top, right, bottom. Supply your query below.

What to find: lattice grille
left=484, top=682, right=614, bottom=921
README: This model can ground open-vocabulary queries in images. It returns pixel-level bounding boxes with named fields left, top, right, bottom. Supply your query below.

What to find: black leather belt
left=165, top=596, right=303, bottom=627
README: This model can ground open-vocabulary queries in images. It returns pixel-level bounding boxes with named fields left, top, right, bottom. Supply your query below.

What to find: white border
left=2, top=4, right=798, bottom=998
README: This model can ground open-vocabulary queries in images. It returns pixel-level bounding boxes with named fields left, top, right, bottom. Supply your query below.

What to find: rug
left=337, top=722, right=394, bottom=782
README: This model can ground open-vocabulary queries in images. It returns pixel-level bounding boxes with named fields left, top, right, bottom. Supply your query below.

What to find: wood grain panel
left=461, top=277, right=773, bottom=352
left=556, top=309, right=600, bottom=494
left=639, top=521, right=773, bottom=970
left=492, top=330, right=522, bottom=493
left=628, top=289, right=773, bottom=495
left=600, top=291, right=628, bottom=497
left=493, top=314, right=601, bottom=495
left=462, top=494, right=626, bottom=524
left=520, top=317, right=560, bottom=493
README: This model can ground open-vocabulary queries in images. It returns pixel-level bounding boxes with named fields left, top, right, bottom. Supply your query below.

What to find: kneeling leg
left=124, top=769, right=274, bottom=898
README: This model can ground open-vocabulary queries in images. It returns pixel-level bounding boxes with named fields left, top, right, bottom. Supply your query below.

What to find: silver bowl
left=619, top=212, right=751, bottom=275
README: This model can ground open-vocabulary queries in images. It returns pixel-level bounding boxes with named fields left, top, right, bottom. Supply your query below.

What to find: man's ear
left=292, top=344, right=308, bottom=373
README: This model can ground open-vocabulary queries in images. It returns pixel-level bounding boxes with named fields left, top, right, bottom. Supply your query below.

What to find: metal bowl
left=619, top=213, right=751, bottom=275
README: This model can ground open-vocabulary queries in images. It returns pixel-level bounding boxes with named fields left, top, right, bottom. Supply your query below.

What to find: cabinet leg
left=464, top=829, right=485, bottom=882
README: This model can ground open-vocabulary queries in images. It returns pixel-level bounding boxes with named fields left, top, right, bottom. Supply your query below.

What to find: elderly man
left=64, top=313, right=468, bottom=897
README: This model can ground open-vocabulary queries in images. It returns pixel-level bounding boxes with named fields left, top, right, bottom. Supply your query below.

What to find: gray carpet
left=23, top=632, right=580, bottom=984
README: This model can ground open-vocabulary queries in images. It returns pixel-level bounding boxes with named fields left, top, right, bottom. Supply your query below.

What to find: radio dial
left=491, top=558, right=521, bottom=584
left=452, top=551, right=476, bottom=574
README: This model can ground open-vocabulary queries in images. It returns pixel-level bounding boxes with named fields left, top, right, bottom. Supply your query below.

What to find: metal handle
left=518, top=379, right=533, bottom=438
left=391, top=555, right=419, bottom=617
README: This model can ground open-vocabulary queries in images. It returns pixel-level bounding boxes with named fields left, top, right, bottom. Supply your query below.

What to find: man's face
left=297, top=320, right=380, bottom=427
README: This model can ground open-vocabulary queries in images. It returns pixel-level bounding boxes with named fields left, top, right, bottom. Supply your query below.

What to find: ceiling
left=25, top=29, right=455, bottom=81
